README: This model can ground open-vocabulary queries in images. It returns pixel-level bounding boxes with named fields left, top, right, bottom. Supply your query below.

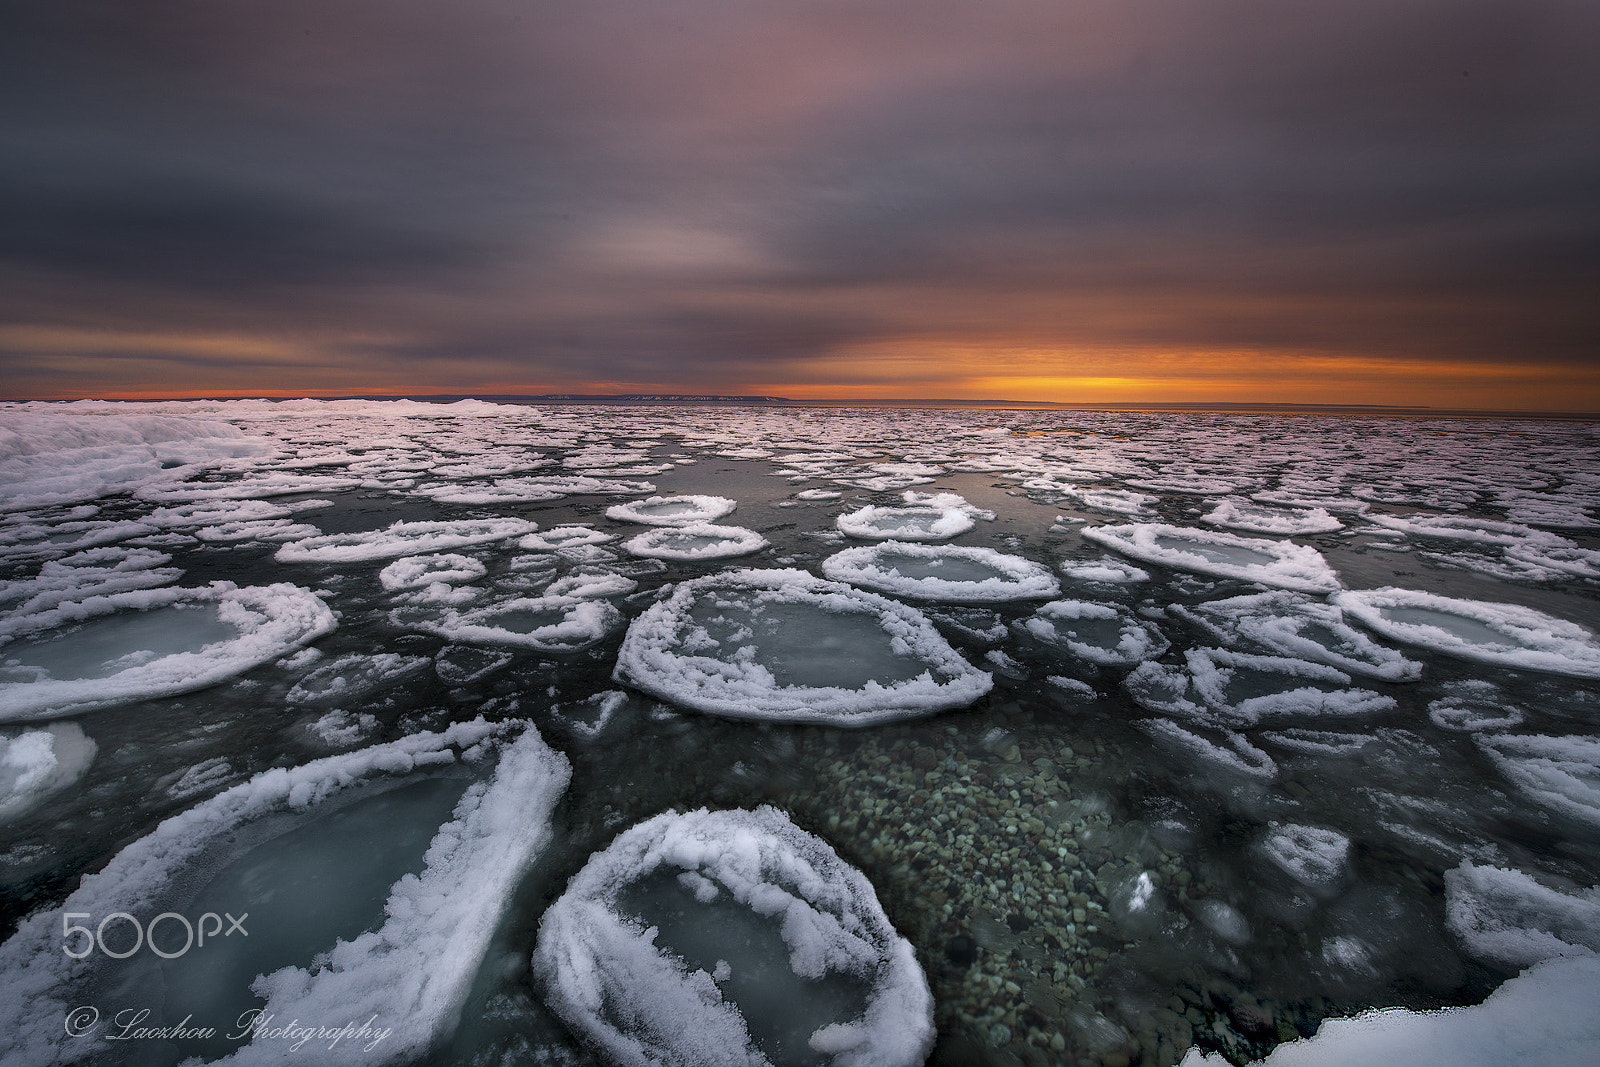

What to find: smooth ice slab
left=0, top=720, right=570, bottom=1067
left=821, top=542, right=1060, bottom=604
left=533, top=806, right=934, bottom=1067
left=1179, top=591, right=1422, bottom=681
left=834, top=504, right=974, bottom=541
left=1015, top=600, right=1169, bottom=667
left=605, top=494, right=737, bottom=526
left=613, top=568, right=992, bottom=725
left=1332, top=588, right=1600, bottom=677
left=0, top=582, right=335, bottom=721
left=275, top=518, right=535, bottom=563
left=1082, top=523, right=1341, bottom=593
left=622, top=522, right=769, bottom=561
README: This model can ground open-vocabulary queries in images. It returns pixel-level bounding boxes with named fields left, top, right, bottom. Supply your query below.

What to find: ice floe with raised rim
left=1364, top=513, right=1571, bottom=546
left=1444, top=861, right=1600, bottom=969
left=1427, top=681, right=1524, bottom=733
left=613, top=568, right=992, bottom=725
left=1083, top=523, right=1341, bottom=593
left=1014, top=600, right=1170, bottom=666
left=285, top=652, right=432, bottom=705
left=1135, top=719, right=1278, bottom=779
left=1475, top=733, right=1600, bottom=829
left=0, top=581, right=335, bottom=721
left=1175, top=591, right=1422, bottom=681
left=519, top=525, right=615, bottom=552
left=1331, top=587, right=1600, bottom=678
left=275, top=518, right=536, bottom=564
left=1124, top=649, right=1395, bottom=728
left=1058, top=557, right=1151, bottom=584
left=606, top=494, right=737, bottom=526
left=0, top=547, right=180, bottom=614
left=1021, top=481, right=1156, bottom=515
left=821, top=542, right=1060, bottom=603
left=834, top=504, right=975, bottom=541
left=407, top=595, right=623, bottom=653
left=0, top=718, right=569, bottom=1067
left=0, top=722, right=96, bottom=821
left=379, top=552, right=488, bottom=591
left=622, top=523, right=769, bottom=561
left=532, top=805, right=934, bottom=1067
left=1202, top=498, right=1344, bottom=536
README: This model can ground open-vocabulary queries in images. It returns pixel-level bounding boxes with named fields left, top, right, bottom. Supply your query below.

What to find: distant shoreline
left=10, top=393, right=1599, bottom=421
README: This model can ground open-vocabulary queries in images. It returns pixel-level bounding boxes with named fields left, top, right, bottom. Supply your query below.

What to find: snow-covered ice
left=1082, top=523, right=1341, bottom=593
left=821, top=542, right=1060, bottom=603
left=1015, top=600, right=1170, bottom=667
left=613, top=569, right=992, bottom=725
left=532, top=806, right=933, bottom=1067
left=1176, top=591, right=1423, bottom=681
left=276, top=519, right=536, bottom=564
left=0, top=722, right=96, bottom=821
left=622, top=523, right=769, bottom=561
left=606, top=495, right=737, bottom=526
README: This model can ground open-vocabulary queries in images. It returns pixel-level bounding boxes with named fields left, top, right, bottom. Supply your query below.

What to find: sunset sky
left=3, top=1, right=1598, bottom=410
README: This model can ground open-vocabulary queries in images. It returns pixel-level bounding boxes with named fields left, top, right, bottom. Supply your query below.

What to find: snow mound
left=409, top=596, right=623, bottom=653
left=1015, top=600, right=1170, bottom=666
left=0, top=582, right=336, bottom=721
left=1445, top=862, right=1600, bottom=970
left=532, top=806, right=933, bottom=1067
left=1082, top=523, right=1340, bottom=593
left=1332, top=588, right=1600, bottom=678
left=613, top=569, right=992, bottom=726
left=821, top=542, right=1060, bottom=603
left=0, top=722, right=96, bottom=821
left=1179, top=955, right=1600, bottom=1067
left=276, top=519, right=535, bottom=564
left=0, top=720, right=569, bottom=1067
left=1179, top=591, right=1422, bottom=681
left=622, top=523, right=769, bottom=561
left=835, top=505, right=974, bottom=541
left=606, top=495, right=737, bottom=527
left=1203, top=498, right=1344, bottom=535
left=1123, top=649, right=1394, bottom=728
left=379, top=553, right=488, bottom=591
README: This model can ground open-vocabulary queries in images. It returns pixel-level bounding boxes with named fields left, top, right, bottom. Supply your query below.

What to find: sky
left=3, top=0, right=1598, bottom=410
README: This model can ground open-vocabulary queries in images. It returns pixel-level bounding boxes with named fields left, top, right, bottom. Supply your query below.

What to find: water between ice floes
left=1, top=401, right=1598, bottom=1067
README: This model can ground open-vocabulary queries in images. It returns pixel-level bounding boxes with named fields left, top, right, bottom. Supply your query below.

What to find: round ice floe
left=613, top=569, right=992, bottom=725
left=1123, top=648, right=1394, bottom=728
left=821, top=542, right=1060, bottom=603
left=1444, top=861, right=1600, bottom=969
left=0, top=582, right=336, bottom=721
left=622, top=522, right=769, bottom=561
left=1179, top=591, right=1423, bottom=681
left=1259, top=824, right=1351, bottom=895
left=276, top=518, right=536, bottom=563
left=0, top=720, right=569, bottom=1067
left=519, top=525, right=615, bottom=551
left=1015, top=600, right=1169, bottom=666
left=1332, top=587, right=1600, bottom=678
left=835, top=504, right=974, bottom=541
left=533, top=806, right=934, bottom=1067
left=379, top=552, right=488, bottom=591
left=1083, top=523, right=1340, bottom=593
left=1201, top=497, right=1344, bottom=536
left=411, top=595, right=622, bottom=652
left=0, top=722, right=96, bottom=821
left=605, top=494, right=736, bottom=526
left=1058, top=557, right=1150, bottom=584
left=1428, top=681, right=1524, bottom=733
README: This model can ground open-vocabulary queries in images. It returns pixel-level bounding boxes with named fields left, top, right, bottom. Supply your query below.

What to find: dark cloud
left=2, top=0, right=1597, bottom=401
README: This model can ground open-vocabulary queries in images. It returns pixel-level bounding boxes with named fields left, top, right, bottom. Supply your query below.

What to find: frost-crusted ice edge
left=613, top=568, right=993, bottom=725
left=621, top=522, right=769, bottom=560
left=0, top=719, right=570, bottom=1067
left=821, top=542, right=1061, bottom=604
left=0, top=582, right=336, bottom=721
left=605, top=494, right=737, bottom=527
left=834, top=504, right=975, bottom=541
left=1082, top=523, right=1341, bottom=593
left=532, top=805, right=934, bottom=1067
left=405, top=595, right=623, bottom=652
left=275, top=518, right=536, bottom=564
left=1331, top=587, right=1600, bottom=678
left=1014, top=600, right=1170, bottom=666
